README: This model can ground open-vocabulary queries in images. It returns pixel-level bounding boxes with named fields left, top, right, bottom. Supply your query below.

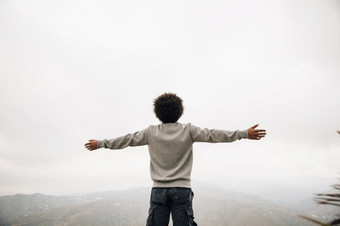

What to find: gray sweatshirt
left=97, top=122, right=248, bottom=188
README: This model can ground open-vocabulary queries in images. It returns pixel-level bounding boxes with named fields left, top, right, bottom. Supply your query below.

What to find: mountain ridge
left=0, top=182, right=337, bottom=226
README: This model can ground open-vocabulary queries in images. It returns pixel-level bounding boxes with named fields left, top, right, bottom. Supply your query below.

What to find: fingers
left=254, top=130, right=266, bottom=139
left=251, top=124, right=259, bottom=129
left=254, top=129, right=266, bottom=132
left=84, top=140, right=96, bottom=151
left=248, top=125, right=266, bottom=140
left=256, top=133, right=266, bottom=139
left=84, top=143, right=92, bottom=151
left=252, top=136, right=265, bottom=140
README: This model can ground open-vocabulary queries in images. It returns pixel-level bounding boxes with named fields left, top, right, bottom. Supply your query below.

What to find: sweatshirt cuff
left=97, top=140, right=104, bottom=148
left=240, top=130, right=249, bottom=139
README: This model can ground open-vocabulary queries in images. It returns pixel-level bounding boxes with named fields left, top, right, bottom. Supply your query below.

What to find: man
left=85, top=92, right=266, bottom=226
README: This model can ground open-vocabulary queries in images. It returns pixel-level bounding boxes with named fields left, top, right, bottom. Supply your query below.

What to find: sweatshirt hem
left=152, top=180, right=191, bottom=188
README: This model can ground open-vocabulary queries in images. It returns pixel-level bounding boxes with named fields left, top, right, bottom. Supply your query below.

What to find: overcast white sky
left=1, top=0, right=340, bottom=196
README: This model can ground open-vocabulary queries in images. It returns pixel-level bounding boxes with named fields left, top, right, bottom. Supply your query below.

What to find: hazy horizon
left=1, top=0, right=340, bottom=197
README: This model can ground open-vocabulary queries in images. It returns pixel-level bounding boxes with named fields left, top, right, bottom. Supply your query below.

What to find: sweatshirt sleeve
left=97, top=127, right=149, bottom=149
left=189, top=124, right=248, bottom=143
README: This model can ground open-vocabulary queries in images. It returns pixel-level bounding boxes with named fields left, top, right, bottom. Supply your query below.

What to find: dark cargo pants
left=146, top=187, right=198, bottom=226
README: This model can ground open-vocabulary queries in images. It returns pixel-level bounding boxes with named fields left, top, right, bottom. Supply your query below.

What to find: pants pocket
left=186, top=207, right=198, bottom=226
left=146, top=206, right=156, bottom=226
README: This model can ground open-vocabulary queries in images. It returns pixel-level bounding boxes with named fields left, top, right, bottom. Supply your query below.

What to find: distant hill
left=0, top=183, right=337, bottom=226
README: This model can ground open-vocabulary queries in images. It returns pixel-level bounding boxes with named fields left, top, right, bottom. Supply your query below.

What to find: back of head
left=153, top=93, right=184, bottom=123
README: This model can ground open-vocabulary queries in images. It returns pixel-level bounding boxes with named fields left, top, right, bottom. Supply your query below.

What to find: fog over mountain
left=0, top=182, right=338, bottom=226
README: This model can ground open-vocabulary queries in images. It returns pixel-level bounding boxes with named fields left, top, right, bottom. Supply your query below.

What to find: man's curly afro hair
left=153, top=93, right=184, bottom=123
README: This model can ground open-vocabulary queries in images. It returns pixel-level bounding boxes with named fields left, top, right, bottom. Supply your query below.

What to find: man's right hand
left=85, top=139, right=98, bottom=151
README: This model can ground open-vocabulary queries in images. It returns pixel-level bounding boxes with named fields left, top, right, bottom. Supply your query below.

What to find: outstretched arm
left=247, top=124, right=266, bottom=140
left=84, top=127, right=149, bottom=151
